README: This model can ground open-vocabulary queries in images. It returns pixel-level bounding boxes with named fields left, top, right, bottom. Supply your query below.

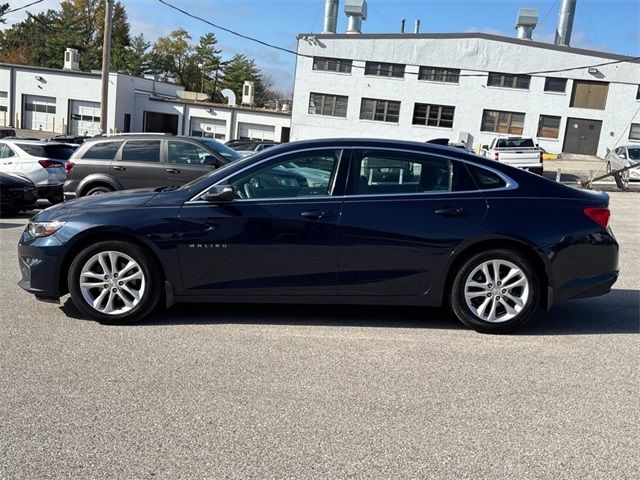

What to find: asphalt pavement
left=0, top=193, right=638, bottom=479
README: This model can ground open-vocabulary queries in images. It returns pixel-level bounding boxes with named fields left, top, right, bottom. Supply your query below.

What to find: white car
left=0, top=140, right=75, bottom=203
left=606, top=145, right=640, bottom=182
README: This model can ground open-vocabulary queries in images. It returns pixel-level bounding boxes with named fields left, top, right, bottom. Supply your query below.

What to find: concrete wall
left=292, top=35, right=640, bottom=156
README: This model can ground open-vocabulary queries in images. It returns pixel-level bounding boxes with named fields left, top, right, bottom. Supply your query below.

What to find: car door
left=165, top=140, right=217, bottom=186
left=110, top=139, right=164, bottom=190
left=177, top=148, right=346, bottom=296
left=0, top=143, right=16, bottom=173
left=337, top=148, right=488, bottom=296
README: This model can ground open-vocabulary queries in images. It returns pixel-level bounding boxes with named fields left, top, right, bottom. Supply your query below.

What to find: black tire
left=68, top=240, right=162, bottom=324
left=84, top=185, right=114, bottom=196
left=449, top=249, right=539, bottom=334
left=0, top=208, right=18, bottom=217
left=47, top=194, right=63, bottom=204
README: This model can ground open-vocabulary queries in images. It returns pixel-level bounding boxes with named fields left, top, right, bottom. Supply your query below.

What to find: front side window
left=481, top=109, right=525, bottom=135
left=627, top=147, right=640, bottom=160
left=313, top=57, right=352, bottom=74
left=121, top=140, right=161, bottom=163
left=412, top=103, right=455, bottom=128
left=360, top=98, right=401, bottom=123
left=309, top=93, right=348, bottom=118
left=537, top=115, right=561, bottom=139
left=168, top=141, right=213, bottom=165
left=544, top=77, right=568, bottom=93
left=82, top=141, right=123, bottom=160
left=487, top=72, right=531, bottom=89
left=364, top=62, right=405, bottom=78
left=418, top=66, right=460, bottom=83
left=230, top=149, right=341, bottom=199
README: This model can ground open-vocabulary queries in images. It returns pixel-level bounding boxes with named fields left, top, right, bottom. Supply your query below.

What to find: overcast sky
left=4, top=0, right=639, bottom=93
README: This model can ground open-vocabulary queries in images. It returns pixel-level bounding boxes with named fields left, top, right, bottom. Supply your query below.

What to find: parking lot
left=0, top=193, right=638, bottom=479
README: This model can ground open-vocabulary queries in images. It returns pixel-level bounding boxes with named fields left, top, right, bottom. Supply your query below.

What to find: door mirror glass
left=201, top=185, right=235, bottom=202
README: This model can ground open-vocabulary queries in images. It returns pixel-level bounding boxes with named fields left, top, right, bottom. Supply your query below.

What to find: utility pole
left=100, top=0, right=113, bottom=134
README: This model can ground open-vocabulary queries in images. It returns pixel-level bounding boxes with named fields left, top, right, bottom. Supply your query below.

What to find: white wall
left=292, top=35, right=640, bottom=156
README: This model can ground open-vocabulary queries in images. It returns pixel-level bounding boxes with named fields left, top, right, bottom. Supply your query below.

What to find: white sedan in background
left=606, top=145, right=640, bottom=182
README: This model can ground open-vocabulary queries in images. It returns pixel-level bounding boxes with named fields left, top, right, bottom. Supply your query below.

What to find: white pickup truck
left=481, top=137, right=543, bottom=175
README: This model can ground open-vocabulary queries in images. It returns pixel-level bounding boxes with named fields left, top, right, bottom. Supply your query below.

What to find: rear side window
left=17, top=144, right=75, bottom=159
left=82, top=141, right=122, bottom=160
left=121, top=140, right=161, bottom=163
left=466, top=164, right=507, bottom=190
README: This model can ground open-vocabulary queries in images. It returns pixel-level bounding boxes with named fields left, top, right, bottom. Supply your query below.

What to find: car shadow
left=59, top=288, right=639, bottom=335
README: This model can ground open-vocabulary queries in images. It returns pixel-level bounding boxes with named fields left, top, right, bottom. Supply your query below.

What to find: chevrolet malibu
left=17, top=139, right=618, bottom=333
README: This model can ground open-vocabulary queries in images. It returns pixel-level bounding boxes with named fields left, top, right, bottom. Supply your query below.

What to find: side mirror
left=203, top=155, right=221, bottom=167
left=482, top=145, right=489, bottom=150
left=201, top=185, right=234, bottom=202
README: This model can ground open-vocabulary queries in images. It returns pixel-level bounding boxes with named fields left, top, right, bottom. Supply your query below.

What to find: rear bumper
left=549, top=271, right=619, bottom=309
left=37, top=184, right=63, bottom=199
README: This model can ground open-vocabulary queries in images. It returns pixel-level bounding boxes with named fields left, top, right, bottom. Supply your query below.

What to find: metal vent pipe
left=414, top=19, right=421, bottom=34
left=400, top=18, right=406, bottom=34
left=322, top=0, right=339, bottom=34
left=555, top=0, right=577, bottom=46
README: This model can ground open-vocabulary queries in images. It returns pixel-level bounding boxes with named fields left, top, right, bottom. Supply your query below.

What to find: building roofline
left=297, top=32, right=639, bottom=62
left=149, top=96, right=293, bottom=117
left=0, top=62, right=182, bottom=86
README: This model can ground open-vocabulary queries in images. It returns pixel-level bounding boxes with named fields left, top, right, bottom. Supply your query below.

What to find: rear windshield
left=496, top=138, right=535, bottom=148
left=194, top=139, right=242, bottom=161
left=17, top=144, right=76, bottom=159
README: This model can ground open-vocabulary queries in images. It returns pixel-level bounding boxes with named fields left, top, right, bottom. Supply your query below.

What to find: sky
left=3, top=0, right=640, bottom=93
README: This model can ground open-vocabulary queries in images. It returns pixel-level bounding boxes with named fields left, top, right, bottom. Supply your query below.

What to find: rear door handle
left=301, top=210, right=334, bottom=220
left=435, top=207, right=468, bottom=217
left=166, top=168, right=180, bottom=174
left=113, top=165, right=126, bottom=171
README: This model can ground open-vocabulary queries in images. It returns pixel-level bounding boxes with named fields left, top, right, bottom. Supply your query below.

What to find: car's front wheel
left=84, top=185, right=114, bottom=196
left=450, top=249, right=539, bottom=333
left=68, top=241, right=161, bottom=324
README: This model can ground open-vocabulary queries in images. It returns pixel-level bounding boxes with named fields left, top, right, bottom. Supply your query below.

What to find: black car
left=51, top=135, right=91, bottom=145
left=0, top=172, right=37, bottom=215
left=18, top=139, right=618, bottom=333
left=226, top=139, right=279, bottom=152
left=0, top=128, right=17, bottom=139
left=63, top=135, right=242, bottom=199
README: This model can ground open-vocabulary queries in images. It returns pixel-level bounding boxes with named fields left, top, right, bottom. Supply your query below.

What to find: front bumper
left=1, top=187, right=38, bottom=211
left=18, top=230, right=65, bottom=300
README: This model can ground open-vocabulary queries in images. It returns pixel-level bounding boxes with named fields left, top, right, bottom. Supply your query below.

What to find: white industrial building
left=291, top=0, right=640, bottom=157
left=0, top=49, right=291, bottom=142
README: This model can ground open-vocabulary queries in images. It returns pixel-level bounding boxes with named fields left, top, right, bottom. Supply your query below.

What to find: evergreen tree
left=220, top=54, right=262, bottom=105
left=124, top=34, right=151, bottom=76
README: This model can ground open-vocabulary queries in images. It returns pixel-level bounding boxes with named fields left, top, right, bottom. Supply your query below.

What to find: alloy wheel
left=463, top=259, right=530, bottom=323
left=79, top=250, right=146, bottom=315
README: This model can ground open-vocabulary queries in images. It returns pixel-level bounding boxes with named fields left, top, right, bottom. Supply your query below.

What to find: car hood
left=0, top=172, right=34, bottom=187
left=33, top=188, right=159, bottom=221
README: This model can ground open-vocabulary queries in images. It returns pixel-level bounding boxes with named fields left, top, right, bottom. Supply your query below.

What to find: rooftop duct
left=555, top=0, right=577, bottom=46
left=515, top=8, right=539, bottom=40
left=322, top=0, right=339, bottom=34
left=345, top=0, right=367, bottom=34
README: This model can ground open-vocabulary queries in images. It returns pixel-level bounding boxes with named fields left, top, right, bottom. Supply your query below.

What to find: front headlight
left=28, top=221, right=65, bottom=238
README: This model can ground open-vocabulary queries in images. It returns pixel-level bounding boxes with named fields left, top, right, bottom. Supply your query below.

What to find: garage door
left=23, top=95, right=56, bottom=131
left=190, top=117, right=226, bottom=140
left=237, top=122, right=275, bottom=141
left=70, top=100, right=101, bottom=136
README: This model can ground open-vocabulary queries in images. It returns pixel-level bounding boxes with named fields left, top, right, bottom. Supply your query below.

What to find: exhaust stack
left=322, top=0, right=339, bottom=34
left=515, top=8, right=539, bottom=40
left=555, top=0, right=577, bottom=46
left=345, top=0, right=367, bottom=34
left=414, top=19, right=421, bottom=34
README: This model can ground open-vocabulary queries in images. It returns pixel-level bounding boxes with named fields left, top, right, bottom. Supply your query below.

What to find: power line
left=155, top=0, right=639, bottom=80
left=5, top=0, right=44, bottom=15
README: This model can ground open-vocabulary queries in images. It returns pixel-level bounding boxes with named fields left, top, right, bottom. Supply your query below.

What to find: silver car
left=606, top=145, right=640, bottom=182
left=0, top=140, right=74, bottom=203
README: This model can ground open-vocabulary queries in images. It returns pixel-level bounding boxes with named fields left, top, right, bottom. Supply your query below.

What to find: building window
left=0, top=106, right=6, bottom=112
left=481, top=109, right=525, bottom=135
left=629, top=124, right=640, bottom=141
left=308, top=93, right=348, bottom=118
left=313, top=57, right=352, bottom=74
left=418, top=66, right=460, bottom=83
left=636, top=85, right=640, bottom=100
left=570, top=80, right=609, bottom=110
left=25, top=102, right=56, bottom=114
left=537, top=115, right=561, bottom=139
left=412, top=103, right=455, bottom=128
left=364, top=62, right=405, bottom=78
left=360, top=98, right=401, bottom=123
left=0, top=91, right=7, bottom=98
left=487, top=72, right=531, bottom=89
left=544, top=77, right=567, bottom=93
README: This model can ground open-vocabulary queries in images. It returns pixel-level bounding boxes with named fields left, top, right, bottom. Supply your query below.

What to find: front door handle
left=113, top=165, right=126, bottom=171
left=435, top=207, right=468, bottom=217
left=300, top=210, right=334, bottom=220
left=166, top=168, right=180, bottom=174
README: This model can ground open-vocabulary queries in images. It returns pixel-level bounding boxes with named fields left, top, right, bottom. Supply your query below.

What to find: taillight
left=64, top=161, right=74, bottom=174
left=584, top=207, right=610, bottom=229
left=494, top=153, right=500, bottom=161
left=38, top=159, right=64, bottom=169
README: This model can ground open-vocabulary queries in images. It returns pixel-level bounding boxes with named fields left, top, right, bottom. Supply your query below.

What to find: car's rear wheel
left=68, top=241, right=161, bottom=324
left=450, top=249, right=539, bottom=333
left=84, top=185, right=114, bottom=196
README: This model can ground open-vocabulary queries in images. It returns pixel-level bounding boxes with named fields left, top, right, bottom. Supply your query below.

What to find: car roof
left=0, top=139, right=53, bottom=145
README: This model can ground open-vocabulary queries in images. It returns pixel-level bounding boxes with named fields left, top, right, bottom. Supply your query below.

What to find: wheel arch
left=77, top=174, right=123, bottom=197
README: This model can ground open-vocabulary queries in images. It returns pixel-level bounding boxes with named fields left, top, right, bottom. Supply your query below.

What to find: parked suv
left=0, top=139, right=73, bottom=203
left=63, top=135, right=242, bottom=199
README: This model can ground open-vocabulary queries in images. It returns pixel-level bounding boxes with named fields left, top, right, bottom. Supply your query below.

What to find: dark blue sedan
left=17, top=139, right=619, bottom=333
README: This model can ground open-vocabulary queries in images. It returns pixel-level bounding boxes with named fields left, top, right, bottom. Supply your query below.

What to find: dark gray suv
left=63, top=134, right=241, bottom=199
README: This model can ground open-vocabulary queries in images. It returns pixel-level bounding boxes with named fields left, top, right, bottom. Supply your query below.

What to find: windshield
left=496, top=138, right=535, bottom=148
left=628, top=148, right=640, bottom=161
left=17, top=143, right=76, bottom=159
left=194, top=138, right=242, bottom=161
